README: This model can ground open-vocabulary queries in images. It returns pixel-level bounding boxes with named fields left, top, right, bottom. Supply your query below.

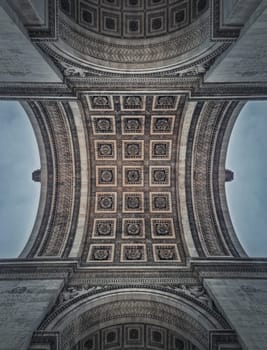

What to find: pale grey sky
left=0, top=101, right=40, bottom=258
left=226, top=101, right=267, bottom=257
left=0, top=101, right=266, bottom=257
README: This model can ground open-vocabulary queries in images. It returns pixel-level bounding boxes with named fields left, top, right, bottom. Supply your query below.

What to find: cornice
left=191, top=258, right=267, bottom=280
left=1, top=258, right=267, bottom=283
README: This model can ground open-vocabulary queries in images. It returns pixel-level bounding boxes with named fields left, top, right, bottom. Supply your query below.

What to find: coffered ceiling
left=77, top=322, right=197, bottom=350
left=22, top=95, right=245, bottom=264
left=81, top=95, right=187, bottom=265
left=60, top=0, right=208, bottom=40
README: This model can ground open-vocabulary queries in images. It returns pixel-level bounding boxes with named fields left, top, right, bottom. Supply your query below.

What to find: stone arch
left=212, top=102, right=248, bottom=257
left=39, top=0, right=228, bottom=74
left=40, top=287, right=229, bottom=350
left=185, top=100, right=247, bottom=257
left=17, top=97, right=248, bottom=261
left=19, top=101, right=82, bottom=258
left=77, top=323, right=198, bottom=350
left=18, top=101, right=50, bottom=257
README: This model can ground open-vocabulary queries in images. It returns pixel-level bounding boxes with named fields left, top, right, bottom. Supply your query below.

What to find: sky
left=0, top=102, right=40, bottom=258
left=0, top=101, right=266, bottom=258
left=226, top=101, right=267, bottom=257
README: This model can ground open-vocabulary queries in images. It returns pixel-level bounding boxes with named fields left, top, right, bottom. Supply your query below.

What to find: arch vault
left=0, top=1, right=267, bottom=350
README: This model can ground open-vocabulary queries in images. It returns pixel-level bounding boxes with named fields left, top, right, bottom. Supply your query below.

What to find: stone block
left=0, top=279, right=64, bottom=350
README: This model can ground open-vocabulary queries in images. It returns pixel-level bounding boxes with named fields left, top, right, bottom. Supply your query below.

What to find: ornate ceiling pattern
left=47, top=0, right=214, bottom=73
left=40, top=286, right=229, bottom=350
left=75, top=323, right=198, bottom=350
left=81, top=95, right=187, bottom=265
left=21, top=96, right=245, bottom=262
left=60, top=0, right=208, bottom=39
left=1, top=3, right=266, bottom=350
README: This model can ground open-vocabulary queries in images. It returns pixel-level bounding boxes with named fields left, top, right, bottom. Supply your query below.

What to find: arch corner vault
left=0, top=1, right=267, bottom=349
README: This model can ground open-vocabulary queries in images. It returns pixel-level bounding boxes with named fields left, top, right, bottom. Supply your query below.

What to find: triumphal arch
left=1, top=0, right=267, bottom=349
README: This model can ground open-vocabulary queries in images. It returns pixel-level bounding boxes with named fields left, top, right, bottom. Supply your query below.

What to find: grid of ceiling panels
left=82, top=95, right=186, bottom=265
left=78, top=323, right=198, bottom=350
left=60, top=0, right=209, bottom=39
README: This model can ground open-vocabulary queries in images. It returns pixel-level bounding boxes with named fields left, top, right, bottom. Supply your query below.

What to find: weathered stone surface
left=0, top=279, right=64, bottom=350
left=204, top=279, right=267, bottom=350
left=222, top=0, right=261, bottom=26
left=8, top=0, right=45, bottom=25
left=0, top=1, right=61, bottom=83
left=0, top=1, right=267, bottom=349
left=206, top=1, right=267, bottom=83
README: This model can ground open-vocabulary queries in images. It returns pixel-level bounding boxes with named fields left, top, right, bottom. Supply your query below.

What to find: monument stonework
left=0, top=1, right=267, bottom=349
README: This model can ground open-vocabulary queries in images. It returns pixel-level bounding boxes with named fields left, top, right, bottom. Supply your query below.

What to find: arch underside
left=37, top=287, right=229, bottom=350
left=22, top=94, right=246, bottom=264
left=1, top=2, right=266, bottom=350
left=54, top=0, right=212, bottom=73
left=73, top=323, right=198, bottom=350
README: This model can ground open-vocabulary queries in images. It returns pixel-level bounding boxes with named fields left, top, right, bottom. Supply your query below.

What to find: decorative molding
left=0, top=83, right=73, bottom=100
left=41, top=40, right=229, bottom=78
left=36, top=102, right=75, bottom=257
left=39, top=285, right=229, bottom=349
left=1, top=258, right=267, bottom=282
left=23, top=102, right=79, bottom=258
left=185, top=100, right=247, bottom=257
left=58, top=13, right=210, bottom=65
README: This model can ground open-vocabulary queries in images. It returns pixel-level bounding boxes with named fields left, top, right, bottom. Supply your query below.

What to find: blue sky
left=0, top=101, right=266, bottom=258
left=0, top=102, right=40, bottom=258
left=226, top=101, right=267, bottom=257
